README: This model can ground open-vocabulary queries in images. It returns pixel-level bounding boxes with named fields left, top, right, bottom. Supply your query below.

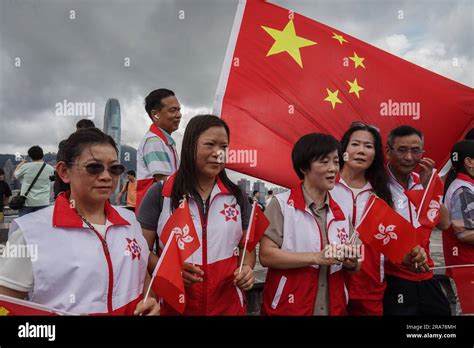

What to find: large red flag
left=0, top=295, right=73, bottom=316
left=244, top=202, right=270, bottom=252
left=214, top=0, right=473, bottom=188
left=451, top=266, right=474, bottom=314
left=405, top=170, right=444, bottom=229
left=356, top=196, right=418, bottom=263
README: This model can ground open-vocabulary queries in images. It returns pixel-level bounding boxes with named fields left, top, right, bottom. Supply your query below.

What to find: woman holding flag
left=259, top=133, right=360, bottom=316
left=140, top=114, right=255, bottom=315
left=330, top=122, right=393, bottom=315
left=0, top=128, right=159, bottom=315
left=442, top=140, right=474, bottom=314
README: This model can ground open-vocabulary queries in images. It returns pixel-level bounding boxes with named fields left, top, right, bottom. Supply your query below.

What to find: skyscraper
left=103, top=98, right=121, bottom=202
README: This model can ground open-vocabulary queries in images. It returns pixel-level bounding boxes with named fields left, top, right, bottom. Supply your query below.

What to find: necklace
left=74, top=209, right=109, bottom=254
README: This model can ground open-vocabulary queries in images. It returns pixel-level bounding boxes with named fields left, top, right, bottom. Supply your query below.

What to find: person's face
left=195, top=126, right=228, bottom=180
left=151, top=96, right=181, bottom=134
left=386, top=134, right=424, bottom=176
left=58, top=144, right=120, bottom=205
left=303, top=149, right=339, bottom=191
left=344, top=130, right=376, bottom=172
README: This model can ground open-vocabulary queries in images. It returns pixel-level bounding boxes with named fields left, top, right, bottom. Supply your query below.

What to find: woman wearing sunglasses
left=140, top=115, right=254, bottom=315
left=0, top=128, right=159, bottom=315
left=330, top=122, right=392, bottom=315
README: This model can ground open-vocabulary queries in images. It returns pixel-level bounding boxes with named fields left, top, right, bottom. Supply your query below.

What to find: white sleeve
left=0, top=228, right=34, bottom=292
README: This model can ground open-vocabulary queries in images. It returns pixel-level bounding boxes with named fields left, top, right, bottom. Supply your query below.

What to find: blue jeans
left=19, top=205, right=48, bottom=217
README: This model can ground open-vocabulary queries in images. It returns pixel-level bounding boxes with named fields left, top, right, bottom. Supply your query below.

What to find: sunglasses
left=69, top=162, right=125, bottom=176
left=350, top=121, right=380, bottom=133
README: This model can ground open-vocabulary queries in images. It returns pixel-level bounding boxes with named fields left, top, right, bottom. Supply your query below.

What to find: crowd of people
left=0, top=87, right=472, bottom=317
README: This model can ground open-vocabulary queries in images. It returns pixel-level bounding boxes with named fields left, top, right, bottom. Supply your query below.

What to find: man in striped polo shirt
left=136, top=88, right=181, bottom=212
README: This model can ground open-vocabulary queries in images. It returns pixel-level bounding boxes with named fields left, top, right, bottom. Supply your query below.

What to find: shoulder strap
left=24, top=163, right=47, bottom=197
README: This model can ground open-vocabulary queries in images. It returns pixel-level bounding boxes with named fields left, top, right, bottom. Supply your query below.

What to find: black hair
left=0, top=168, right=4, bottom=176
left=292, top=133, right=340, bottom=180
left=268, top=190, right=273, bottom=195
left=127, top=170, right=136, bottom=176
left=76, top=119, right=95, bottom=129
left=465, top=128, right=474, bottom=140
left=444, top=140, right=474, bottom=196
left=171, top=115, right=244, bottom=210
left=340, top=124, right=393, bottom=206
left=145, top=88, right=175, bottom=119
left=387, top=125, right=423, bottom=147
left=28, top=146, right=44, bottom=161
left=62, top=128, right=118, bottom=168
left=252, top=190, right=259, bottom=196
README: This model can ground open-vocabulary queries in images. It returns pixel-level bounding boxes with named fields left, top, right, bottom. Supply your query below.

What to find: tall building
left=252, top=180, right=267, bottom=205
left=237, top=178, right=251, bottom=197
left=103, top=98, right=121, bottom=202
left=3, top=159, right=14, bottom=184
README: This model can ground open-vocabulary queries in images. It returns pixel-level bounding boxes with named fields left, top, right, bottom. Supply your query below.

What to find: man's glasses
left=388, top=146, right=424, bottom=157
left=69, top=162, right=125, bottom=176
left=350, top=121, right=380, bottom=133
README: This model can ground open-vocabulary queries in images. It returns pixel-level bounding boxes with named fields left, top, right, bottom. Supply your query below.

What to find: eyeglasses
left=389, top=146, right=425, bottom=157
left=350, top=121, right=380, bottom=133
left=69, top=162, right=125, bottom=176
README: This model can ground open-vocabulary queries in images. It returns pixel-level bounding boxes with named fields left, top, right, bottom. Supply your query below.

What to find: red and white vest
left=136, top=125, right=179, bottom=211
left=331, top=177, right=386, bottom=300
left=156, top=175, right=246, bottom=315
left=385, top=166, right=433, bottom=281
left=10, top=193, right=149, bottom=315
left=261, top=185, right=351, bottom=316
left=443, top=173, right=474, bottom=278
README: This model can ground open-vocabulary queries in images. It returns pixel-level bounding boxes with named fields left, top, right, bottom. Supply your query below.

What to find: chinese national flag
left=356, top=196, right=417, bottom=263
left=0, top=295, right=60, bottom=316
left=160, top=199, right=200, bottom=263
left=150, top=234, right=186, bottom=314
left=151, top=199, right=200, bottom=314
left=451, top=267, right=474, bottom=314
left=214, top=0, right=474, bottom=188
left=244, top=202, right=270, bottom=252
left=405, top=170, right=444, bottom=229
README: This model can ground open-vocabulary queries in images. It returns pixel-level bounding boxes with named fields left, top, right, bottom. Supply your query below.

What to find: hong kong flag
left=405, top=169, right=444, bottom=229
left=356, top=196, right=418, bottom=263
left=213, top=0, right=473, bottom=188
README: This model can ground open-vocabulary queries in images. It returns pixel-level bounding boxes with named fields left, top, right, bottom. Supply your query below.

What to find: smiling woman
left=0, top=128, right=160, bottom=316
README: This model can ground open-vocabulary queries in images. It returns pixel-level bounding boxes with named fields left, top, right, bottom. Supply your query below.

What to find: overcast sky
left=1, top=0, right=472, bottom=185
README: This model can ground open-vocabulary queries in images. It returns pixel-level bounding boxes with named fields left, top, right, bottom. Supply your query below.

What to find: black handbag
left=9, top=163, right=47, bottom=210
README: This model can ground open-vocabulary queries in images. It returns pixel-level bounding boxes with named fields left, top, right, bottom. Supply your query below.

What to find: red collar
left=288, top=184, right=345, bottom=221
left=150, top=124, right=173, bottom=146
left=162, top=173, right=230, bottom=198
left=52, top=192, right=130, bottom=228
left=457, top=172, right=474, bottom=184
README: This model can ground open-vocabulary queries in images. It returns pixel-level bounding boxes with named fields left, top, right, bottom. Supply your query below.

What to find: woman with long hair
left=140, top=115, right=254, bottom=315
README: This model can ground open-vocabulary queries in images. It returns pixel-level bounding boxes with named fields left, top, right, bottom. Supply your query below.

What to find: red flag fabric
left=244, top=202, right=270, bottom=252
left=405, top=170, right=444, bottom=229
left=451, top=266, right=474, bottom=314
left=214, top=0, right=474, bottom=188
left=0, top=295, right=61, bottom=316
left=151, top=234, right=186, bottom=314
left=356, top=196, right=418, bottom=263
left=160, top=198, right=200, bottom=263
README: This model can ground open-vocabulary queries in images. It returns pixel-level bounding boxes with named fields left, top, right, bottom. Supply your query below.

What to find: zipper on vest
left=90, top=227, right=114, bottom=313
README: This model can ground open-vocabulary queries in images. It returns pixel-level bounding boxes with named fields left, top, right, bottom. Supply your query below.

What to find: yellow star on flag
left=261, top=20, right=317, bottom=68
left=332, top=32, right=348, bottom=45
left=324, top=89, right=342, bottom=109
left=0, top=306, right=10, bottom=316
left=347, top=78, right=364, bottom=98
left=350, top=52, right=366, bottom=69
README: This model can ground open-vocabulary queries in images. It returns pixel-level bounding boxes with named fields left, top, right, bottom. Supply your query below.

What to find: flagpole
left=143, top=231, right=175, bottom=303
left=355, top=195, right=376, bottom=230
left=431, top=263, right=474, bottom=270
left=416, top=169, right=437, bottom=221
left=239, top=201, right=256, bottom=273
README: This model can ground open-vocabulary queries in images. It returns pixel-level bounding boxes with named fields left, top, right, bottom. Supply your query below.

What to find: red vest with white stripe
left=261, top=186, right=350, bottom=316
left=10, top=193, right=149, bottom=315
left=385, top=166, right=433, bottom=281
left=136, top=125, right=179, bottom=211
left=157, top=175, right=246, bottom=315
left=331, top=178, right=386, bottom=300
left=442, top=173, right=474, bottom=278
